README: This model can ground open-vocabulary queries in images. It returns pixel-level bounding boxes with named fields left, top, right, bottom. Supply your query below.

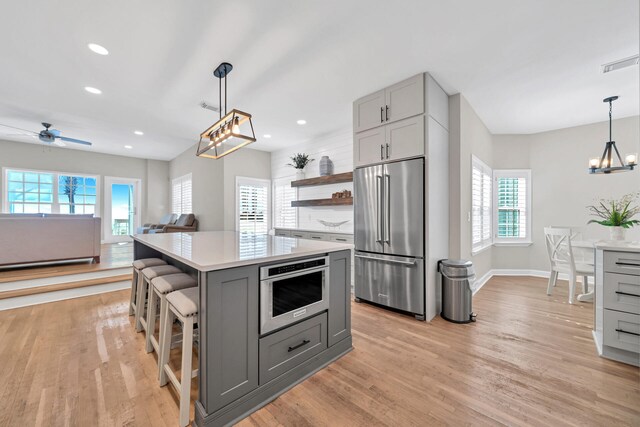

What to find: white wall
left=492, top=115, right=640, bottom=271
left=0, top=139, right=170, bottom=238
left=169, top=143, right=271, bottom=232
left=449, top=94, right=494, bottom=280
left=271, top=129, right=353, bottom=232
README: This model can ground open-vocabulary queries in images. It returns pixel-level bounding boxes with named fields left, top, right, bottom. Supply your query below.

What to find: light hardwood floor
left=0, top=276, right=638, bottom=426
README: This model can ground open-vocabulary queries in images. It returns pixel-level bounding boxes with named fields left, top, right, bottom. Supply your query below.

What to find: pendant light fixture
left=588, top=96, right=637, bottom=174
left=196, top=62, right=256, bottom=159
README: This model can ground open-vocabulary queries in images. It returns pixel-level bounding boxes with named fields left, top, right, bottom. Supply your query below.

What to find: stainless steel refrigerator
left=354, top=157, right=425, bottom=319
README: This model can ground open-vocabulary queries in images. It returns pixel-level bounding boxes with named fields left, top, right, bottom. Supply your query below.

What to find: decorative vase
left=295, top=170, right=305, bottom=180
left=319, top=156, right=333, bottom=176
left=610, top=226, right=625, bottom=241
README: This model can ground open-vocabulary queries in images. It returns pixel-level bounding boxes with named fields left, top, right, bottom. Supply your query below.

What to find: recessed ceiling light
left=134, top=130, right=144, bottom=135
left=88, top=43, right=109, bottom=56
left=263, top=134, right=272, bottom=138
left=124, top=145, right=133, bottom=149
left=84, top=86, right=102, bottom=95
left=297, top=120, right=307, bottom=125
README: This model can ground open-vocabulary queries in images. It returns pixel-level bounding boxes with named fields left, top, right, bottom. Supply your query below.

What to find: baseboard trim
left=0, top=280, right=131, bottom=311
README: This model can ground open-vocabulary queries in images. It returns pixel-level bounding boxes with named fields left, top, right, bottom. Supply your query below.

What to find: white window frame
left=2, top=167, right=100, bottom=215
left=271, top=175, right=298, bottom=229
left=235, top=176, right=271, bottom=234
left=171, top=173, right=192, bottom=215
left=493, top=169, right=532, bottom=246
left=471, top=155, right=493, bottom=255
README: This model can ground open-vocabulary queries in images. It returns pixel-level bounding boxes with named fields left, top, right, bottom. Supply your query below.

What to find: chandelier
left=589, top=96, right=637, bottom=174
left=196, top=62, right=256, bottom=159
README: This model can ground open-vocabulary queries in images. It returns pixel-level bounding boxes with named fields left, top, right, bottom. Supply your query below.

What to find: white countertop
left=594, top=241, right=640, bottom=253
left=133, top=231, right=353, bottom=271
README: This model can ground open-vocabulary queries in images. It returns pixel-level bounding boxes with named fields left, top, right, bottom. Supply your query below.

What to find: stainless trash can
left=439, top=259, right=477, bottom=323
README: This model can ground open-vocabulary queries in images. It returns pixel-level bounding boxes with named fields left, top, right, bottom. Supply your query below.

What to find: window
left=471, top=156, right=492, bottom=254
left=236, top=177, right=270, bottom=234
left=493, top=169, right=531, bottom=244
left=3, top=168, right=98, bottom=215
left=171, top=173, right=192, bottom=215
left=272, top=177, right=297, bottom=229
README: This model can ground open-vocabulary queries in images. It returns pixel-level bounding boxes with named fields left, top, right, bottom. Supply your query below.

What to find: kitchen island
left=132, top=231, right=353, bottom=427
left=593, top=241, right=640, bottom=367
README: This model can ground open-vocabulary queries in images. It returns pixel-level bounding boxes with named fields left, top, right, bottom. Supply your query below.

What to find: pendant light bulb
left=225, top=122, right=232, bottom=135
left=232, top=117, right=240, bottom=134
left=589, top=158, right=600, bottom=168
left=626, top=153, right=638, bottom=166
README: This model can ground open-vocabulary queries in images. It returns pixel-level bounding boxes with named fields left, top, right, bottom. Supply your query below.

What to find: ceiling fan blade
left=50, top=129, right=61, bottom=136
left=52, top=139, right=66, bottom=147
left=0, top=123, right=38, bottom=135
left=58, top=136, right=92, bottom=146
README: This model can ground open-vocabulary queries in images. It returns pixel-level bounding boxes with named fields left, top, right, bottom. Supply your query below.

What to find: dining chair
left=544, top=227, right=594, bottom=303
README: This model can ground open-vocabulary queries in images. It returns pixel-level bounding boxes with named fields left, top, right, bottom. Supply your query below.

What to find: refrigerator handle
left=376, top=175, right=383, bottom=243
left=384, top=174, right=390, bottom=244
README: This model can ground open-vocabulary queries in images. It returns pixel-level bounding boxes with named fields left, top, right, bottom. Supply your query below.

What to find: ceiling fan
left=0, top=122, right=92, bottom=146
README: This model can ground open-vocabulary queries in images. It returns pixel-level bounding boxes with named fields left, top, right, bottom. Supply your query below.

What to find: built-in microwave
left=259, top=256, right=330, bottom=335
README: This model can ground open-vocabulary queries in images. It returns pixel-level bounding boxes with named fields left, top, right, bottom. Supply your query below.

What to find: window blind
left=471, top=156, right=492, bottom=253
left=272, top=177, right=297, bottom=229
left=237, top=177, right=270, bottom=234
left=171, top=173, right=192, bottom=215
left=493, top=170, right=531, bottom=243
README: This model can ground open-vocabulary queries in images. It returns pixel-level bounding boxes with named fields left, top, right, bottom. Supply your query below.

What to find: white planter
left=609, top=226, right=626, bottom=241
left=295, top=170, right=305, bottom=180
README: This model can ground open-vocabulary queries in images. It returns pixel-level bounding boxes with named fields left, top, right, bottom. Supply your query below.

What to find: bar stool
left=135, top=264, right=182, bottom=332
left=159, top=287, right=198, bottom=427
left=130, top=258, right=167, bottom=317
left=146, top=273, right=197, bottom=359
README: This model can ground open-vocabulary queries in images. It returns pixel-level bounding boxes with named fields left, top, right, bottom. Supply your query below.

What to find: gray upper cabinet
left=385, top=74, right=424, bottom=124
left=385, top=115, right=425, bottom=161
left=354, top=126, right=386, bottom=167
left=353, top=90, right=385, bottom=133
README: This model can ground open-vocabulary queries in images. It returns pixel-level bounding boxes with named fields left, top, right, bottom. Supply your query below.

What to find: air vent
left=601, top=54, right=639, bottom=73
left=199, top=101, right=219, bottom=112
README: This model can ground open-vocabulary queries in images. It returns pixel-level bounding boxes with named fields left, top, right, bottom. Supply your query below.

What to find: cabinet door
left=202, top=266, right=259, bottom=412
left=354, top=126, right=385, bottom=168
left=385, top=74, right=424, bottom=124
left=353, top=90, right=385, bottom=133
left=308, top=233, right=329, bottom=241
left=385, top=115, right=424, bottom=161
left=329, top=250, right=351, bottom=346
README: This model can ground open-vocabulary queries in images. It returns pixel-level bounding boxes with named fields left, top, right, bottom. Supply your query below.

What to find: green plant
left=287, top=153, right=314, bottom=170
left=587, top=192, right=640, bottom=228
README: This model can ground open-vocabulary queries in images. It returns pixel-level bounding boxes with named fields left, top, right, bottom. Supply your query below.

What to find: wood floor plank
left=0, top=275, right=638, bottom=426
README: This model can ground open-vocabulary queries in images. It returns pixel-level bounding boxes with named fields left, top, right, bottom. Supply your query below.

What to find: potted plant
left=587, top=192, right=640, bottom=240
left=287, top=153, right=314, bottom=180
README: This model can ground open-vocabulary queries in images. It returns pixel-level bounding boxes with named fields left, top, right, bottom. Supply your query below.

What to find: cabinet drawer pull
left=615, top=261, right=640, bottom=268
left=615, top=291, right=640, bottom=298
left=385, top=143, right=389, bottom=159
left=288, top=339, right=311, bottom=352
left=335, top=238, right=347, bottom=242
left=615, top=328, right=640, bottom=337
left=385, top=105, right=389, bottom=121
left=380, top=144, right=384, bottom=160
left=380, top=107, right=384, bottom=123
left=311, top=236, right=321, bottom=239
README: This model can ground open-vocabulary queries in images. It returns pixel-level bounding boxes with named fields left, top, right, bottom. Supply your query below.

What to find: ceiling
left=0, top=0, right=638, bottom=161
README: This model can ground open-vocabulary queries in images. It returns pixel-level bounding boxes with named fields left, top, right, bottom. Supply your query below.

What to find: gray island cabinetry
left=132, top=231, right=353, bottom=427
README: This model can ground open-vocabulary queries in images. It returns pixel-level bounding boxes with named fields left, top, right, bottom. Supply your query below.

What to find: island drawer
left=603, top=272, right=640, bottom=314
left=259, top=312, right=328, bottom=384
left=603, top=309, right=640, bottom=353
left=604, top=251, right=640, bottom=276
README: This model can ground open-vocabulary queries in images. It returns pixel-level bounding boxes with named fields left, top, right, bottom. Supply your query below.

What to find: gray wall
left=169, top=143, right=271, bottom=231
left=0, top=139, right=169, bottom=239
left=449, top=94, right=494, bottom=280
left=492, top=116, right=640, bottom=271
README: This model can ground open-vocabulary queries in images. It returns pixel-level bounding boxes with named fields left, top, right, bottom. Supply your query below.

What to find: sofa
left=0, top=214, right=101, bottom=266
left=147, top=213, right=198, bottom=233
left=137, top=213, right=177, bottom=234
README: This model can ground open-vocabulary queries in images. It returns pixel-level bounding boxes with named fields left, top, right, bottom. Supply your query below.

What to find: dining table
left=572, top=239, right=598, bottom=302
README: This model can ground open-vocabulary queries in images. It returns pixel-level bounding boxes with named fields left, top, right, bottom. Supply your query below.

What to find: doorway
left=104, top=177, right=141, bottom=243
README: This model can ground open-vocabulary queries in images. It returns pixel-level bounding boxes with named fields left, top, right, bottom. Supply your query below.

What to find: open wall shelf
left=290, top=172, right=353, bottom=188
left=291, top=197, right=353, bottom=207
